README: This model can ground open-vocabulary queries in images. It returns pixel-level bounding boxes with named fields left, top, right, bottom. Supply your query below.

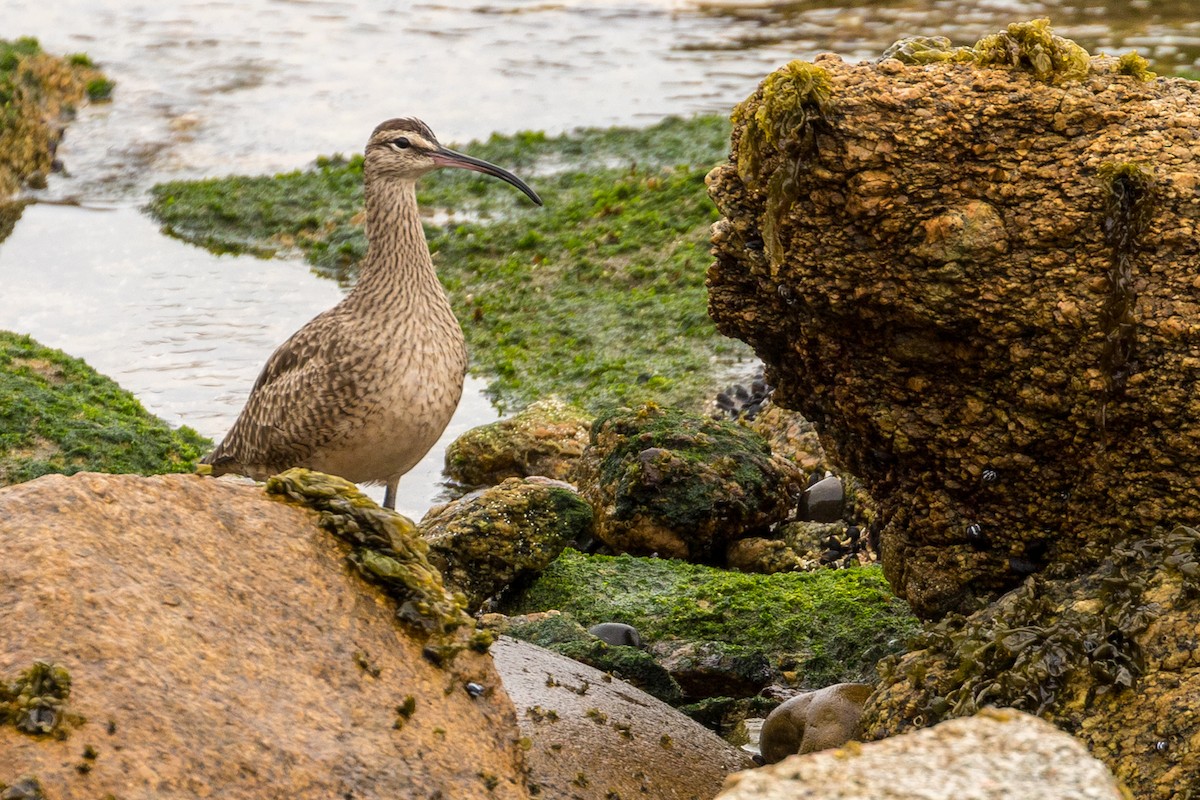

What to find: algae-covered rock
left=445, top=396, right=593, bottom=487
left=0, top=38, right=111, bottom=197
left=420, top=477, right=594, bottom=612
left=0, top=472, right=530, bottom=799
left=500, top=549, right=918, bottom=690
left=0, top=331, right=210, bottom=487
left=649, top=640, right=774, bottom=700
left=707, top=20, right=1200, bottom=618
left=719, top=708, right=1128, bottom=800
left=861, top=524, right=1200, bottom=800
left=265, top=468, right=483, bottom=657
left=490, top=636, right=751, bottom=800
left=577, top=404, right=803, bottom=561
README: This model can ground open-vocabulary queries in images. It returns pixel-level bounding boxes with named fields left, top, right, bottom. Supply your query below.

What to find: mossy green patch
left=146, top=115, right=747, bottom=413
left=0, top=37, right=112, bottom=197
left=264, top=468, right=488, bottom=663
left=501, top=549, right=918, bottom=688
left=0, top=662, right=71, bottom=737
left=0, top=330, right=210, bottom=486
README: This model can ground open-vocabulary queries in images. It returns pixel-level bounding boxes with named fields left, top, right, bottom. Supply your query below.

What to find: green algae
left=881, top=20, right=1093, bottom=84
left=0, top=37, right=112, bottom=197
left=0, top=331, right=210, bottom=487
left=145, top=115, right=746, bottom=413
left=0, top=662, right=71, bottom=737
left=1116, top=51, right=1157, bottom=81
left=869, top=526, right=1200, bottom=738
left=264, top=468, right=487, bottom=663
left=879, top=36, right=975, bottom=65
left=501, top=549, right=918, bottom=689
left=731, top=61, right=831, bottom=265
left=973, top=19, right=1090, bottom=83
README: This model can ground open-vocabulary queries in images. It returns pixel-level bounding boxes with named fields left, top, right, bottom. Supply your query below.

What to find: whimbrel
left=202, top=117, right=542, bottom=510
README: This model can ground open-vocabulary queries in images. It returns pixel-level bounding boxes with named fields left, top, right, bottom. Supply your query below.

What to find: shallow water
left=3, top=0, right=1197, bottom=516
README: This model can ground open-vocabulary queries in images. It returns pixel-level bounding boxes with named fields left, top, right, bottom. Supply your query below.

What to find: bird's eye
left=391, top=137, right=411, bottom=150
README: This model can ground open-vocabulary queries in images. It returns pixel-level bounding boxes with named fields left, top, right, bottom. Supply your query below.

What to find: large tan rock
left=706, top=22, right=1200, bottom=619
left=718, top=709, right=1129, bottom=800
left=490, top=636, right=752, bottom=800
left=0, top=472, right=530, bottom=799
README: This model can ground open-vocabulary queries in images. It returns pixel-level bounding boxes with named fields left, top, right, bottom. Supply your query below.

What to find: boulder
left=706, top=20, right=1200, bottom=618
left=718, top=708, right=1129, bottom=800
left=862, top=524, right=1200, bottom=800
left=444, top=396, right=592, bottom=487
left=757, top=682, right=872, bottom=763
left=649, top=641, right=775, bottom=700
left=0, top=471, right=529, bottom=799
left=576, top=404, right=802, bottom=561
left=420, top=477, right=594, bottom=611
left=490, top=636, right=751, bottom=800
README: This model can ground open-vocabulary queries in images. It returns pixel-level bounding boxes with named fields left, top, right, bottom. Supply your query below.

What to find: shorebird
left=202, top=117, right=542, bottom=510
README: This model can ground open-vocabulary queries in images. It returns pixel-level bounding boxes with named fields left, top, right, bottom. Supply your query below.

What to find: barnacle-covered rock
left=707, top=20, right=1200, bottom=618
left=576, top=404, right=803, bottom=561
left=420, top=477, right=594, bottom=611
left=862, top=525, right=1200, bottom=799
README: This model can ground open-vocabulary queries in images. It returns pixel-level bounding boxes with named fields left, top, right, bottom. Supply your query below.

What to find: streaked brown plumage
left=202, top=117, right=542, bottom=509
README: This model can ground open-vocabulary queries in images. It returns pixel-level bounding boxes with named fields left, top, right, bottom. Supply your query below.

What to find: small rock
left=725, top=537, right=808, bottom=574
left=758, top=682, right=872, bottom=763
left=800, top=473, right=844, bottom=523
left=587, top=622, right=642, bottom=648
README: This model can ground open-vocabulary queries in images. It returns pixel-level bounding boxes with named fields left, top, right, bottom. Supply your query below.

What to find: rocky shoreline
left=4, top=21, right=1186, bottom=800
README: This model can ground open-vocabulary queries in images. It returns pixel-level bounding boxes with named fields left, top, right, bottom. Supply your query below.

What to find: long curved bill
left=430, top=147, right=543, bottom=206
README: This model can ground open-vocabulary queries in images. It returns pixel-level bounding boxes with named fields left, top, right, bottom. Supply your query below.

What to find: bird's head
left=365, top=117, right=542, bottom=205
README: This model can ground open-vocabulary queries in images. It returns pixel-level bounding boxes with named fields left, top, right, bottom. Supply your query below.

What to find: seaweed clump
left=973, top=19, right=1090, bottom=83
left=881, top=20, right=1093, bottom=84
left=1116, top=51, right=1157, bottom=81
left=0, top=662, right=72, bottom=737
left=878, top=36, right=975, bottom=65
left=265, top=468, right=489, bottom=664
left=731, top=61, right=832, bottom=264
left=867, top=525, right=1200, bottom=736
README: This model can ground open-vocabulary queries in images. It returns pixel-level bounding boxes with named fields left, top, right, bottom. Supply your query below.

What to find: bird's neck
left=351, top=175, right=445, bottom=308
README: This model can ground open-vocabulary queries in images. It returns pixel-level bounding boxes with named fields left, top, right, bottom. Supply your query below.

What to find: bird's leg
left=383, top=477, right=399, bottom=511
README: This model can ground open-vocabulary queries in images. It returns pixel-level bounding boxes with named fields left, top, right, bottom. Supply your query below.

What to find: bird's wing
left=206, top=308, right=374, bottom=471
